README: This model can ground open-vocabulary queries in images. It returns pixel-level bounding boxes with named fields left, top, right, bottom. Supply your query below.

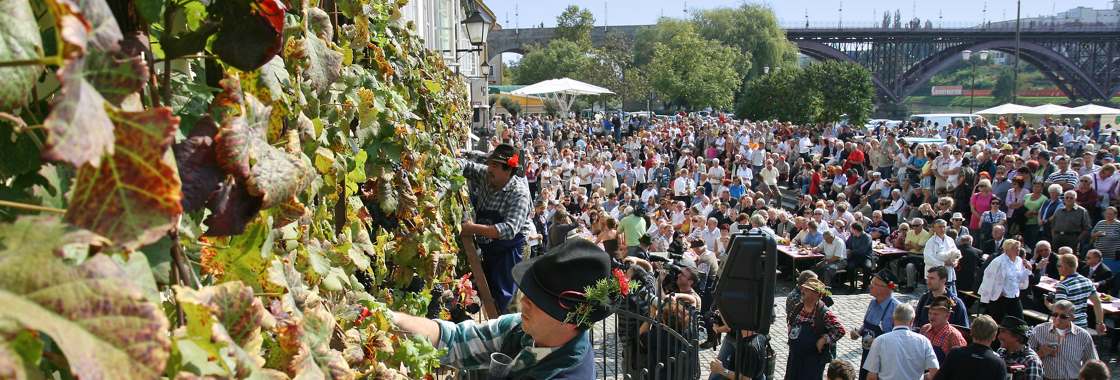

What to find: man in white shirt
left=758, top=159, right=780, bottom=198
left=864, top=303, right=940, bottom=380
left=812, top=229, right=848, bottom=285
left=672, top=169, right=694, bottom=204
left=640, top=186, right=658, bottom=205
left=924, top=219, right=962, bottom=297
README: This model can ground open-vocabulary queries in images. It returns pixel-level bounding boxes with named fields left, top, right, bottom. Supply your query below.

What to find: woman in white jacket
left=977, top=238, right=1034, bottom=322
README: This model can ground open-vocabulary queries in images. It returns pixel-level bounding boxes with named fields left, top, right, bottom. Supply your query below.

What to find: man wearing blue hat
left=391, top=239, right=619, bottom=379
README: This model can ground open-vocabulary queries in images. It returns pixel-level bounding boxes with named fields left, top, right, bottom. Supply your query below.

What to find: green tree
left=647, top=26, right=742, bottom=110
left=803, top=60, right=875, bottom=125
left=499, top=96, right=522, bottom=117
left=555, top=5, right=595, bottom=45
left=992, top=67, right=1016, bottom=103
left=736, top=68, right=822, bottom=124
left=692, top=5, right=798, bottom=81
left=510, top=39, right=591, bottom=84
left=632, top=18, right=694, bottom=66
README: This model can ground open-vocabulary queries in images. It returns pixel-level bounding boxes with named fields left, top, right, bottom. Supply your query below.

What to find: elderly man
left=1046, top=155, right=1079, bottom=191
left=1047, top=254, right=1108, bottom=333
left=923, top=219, right=961, bottom=297
left=813, top=229, right=848, bottom=286
left=863, top=303, right=940, bottom=380
left=933, top=315, right=1006, bottom=380
left=1049, top=190, right=1092, bottom=253
left=391, top=240, right=615, bottom=378
left=996, top=316, right=1043, bottom=380
left=1028, top=300, right=1100, bottom=380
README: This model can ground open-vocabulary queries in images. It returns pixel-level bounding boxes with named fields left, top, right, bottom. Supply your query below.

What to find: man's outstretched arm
left=392, top=311, right=441, bottom=346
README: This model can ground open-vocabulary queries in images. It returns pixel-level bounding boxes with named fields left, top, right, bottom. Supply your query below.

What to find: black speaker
left=714, top=232, right=777, bottom=335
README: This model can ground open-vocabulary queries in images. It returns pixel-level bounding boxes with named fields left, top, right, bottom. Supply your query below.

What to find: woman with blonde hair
left=970, top=179, right=995, bottom=231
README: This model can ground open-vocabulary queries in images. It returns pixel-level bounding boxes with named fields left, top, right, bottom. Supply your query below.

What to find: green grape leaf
left=133, top=0, right=164, bottom=24
left=0, top=123, right=42, bottom=179
left=175, top=281, right=275, bottom=378
left=287, top=307, right=353, bottom=379
left=300, top=34, right=343, bottom=93
left=202, top=220, right=271, bottom=290
left=174, top=116, right=223, bottom=212
left=0, top=220, right=171, bottom=380
left=64, top=107, right=184, bottom=250
left=43, top=57, right=114, bottom=168
left=0, top=0, right=44, bottom=109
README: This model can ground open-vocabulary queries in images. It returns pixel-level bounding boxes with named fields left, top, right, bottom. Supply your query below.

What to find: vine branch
left=0, top=56, right=61, bottom=68
left=0, top=200, right=66, bottom=214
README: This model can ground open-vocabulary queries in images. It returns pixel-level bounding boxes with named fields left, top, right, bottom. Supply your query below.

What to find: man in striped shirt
left=1047, top=254, right=1108, bottom=333
left=1045, top=155, right=1079, bottom=191
left=1028, top=300, right=1099, bottom=380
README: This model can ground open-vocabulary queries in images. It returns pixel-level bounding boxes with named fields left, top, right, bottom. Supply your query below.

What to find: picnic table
left=873, top=246, right=911, bottom=258
left=1035, top=276, right=1120, bottom=314
left=777, top=244, right=824, bottom=279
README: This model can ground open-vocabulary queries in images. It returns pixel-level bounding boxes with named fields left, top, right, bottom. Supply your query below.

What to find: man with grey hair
left=864, top=303, right=940, bottom=380
left=924, top=219, right=961, bottom=296
left=1028, top=300, right=1099, bottom=380
left=1049, top=190, right=1092, bottom=253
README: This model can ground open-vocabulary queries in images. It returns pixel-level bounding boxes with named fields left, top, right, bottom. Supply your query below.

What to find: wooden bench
left=1023, top=309, right=1050, bottom=324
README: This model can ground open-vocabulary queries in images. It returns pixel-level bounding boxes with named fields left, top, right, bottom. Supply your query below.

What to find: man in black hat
left=849, top=270, right=900, bottom=380
left=391, top=239, right=617, bottom=379
left=460, top=143, right=533, bottom=314
left=996, top=316, right=1043, bottom=380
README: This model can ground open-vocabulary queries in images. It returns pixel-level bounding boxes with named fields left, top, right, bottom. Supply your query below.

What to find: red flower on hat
left=612, top=268, right=629, bottom=296
left=507, top=153, right=519, bottom=168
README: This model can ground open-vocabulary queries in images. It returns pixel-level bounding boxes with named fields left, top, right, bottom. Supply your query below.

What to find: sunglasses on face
left=1053, top=313, right=1074, bottom=320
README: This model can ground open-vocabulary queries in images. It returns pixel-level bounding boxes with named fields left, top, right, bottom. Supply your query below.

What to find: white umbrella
left=1067, top=104, right=1120, bottom=115
left=1023, top=104, right=1073, bottom=115
left=511, top=78, right=614, bottom=118
left=975, top=103, right=1032, bottom=115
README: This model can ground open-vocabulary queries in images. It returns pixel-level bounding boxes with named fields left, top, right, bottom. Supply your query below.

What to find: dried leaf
left=65, top=107, right=183, bottom=250
left=75, top=0, right=123, bottom=52
left=0, top=218, right=170, bottom=380
left=0, top=0, right=44, bottom=109
left=84, top=48, right=149, bottom=104
left=42, top=0, right=90, bottom=59
left=201, top=220, right=271, bottom=290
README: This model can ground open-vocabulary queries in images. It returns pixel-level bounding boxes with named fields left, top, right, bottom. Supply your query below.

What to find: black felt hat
left=999, top=316, right=1031, bottom=340
left=487, top=143, right=520, bottom=169
left=873, top=270, right=899, bottom=289
left=512, top=239, right=613, bottom=325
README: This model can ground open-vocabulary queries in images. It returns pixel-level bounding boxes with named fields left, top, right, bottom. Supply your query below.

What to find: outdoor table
left=873, top=246, right=911, bottom=259
left=1035, top=276, right=1120, bottom=314
left=777, top=244, right=824, bottom=279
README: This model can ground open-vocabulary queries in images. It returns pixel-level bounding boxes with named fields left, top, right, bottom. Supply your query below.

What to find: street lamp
left=461, top=10, right=492, bottom=47
left=763, top=66, right=770, bottom=74
left=962, top=49, right=990, bottom=114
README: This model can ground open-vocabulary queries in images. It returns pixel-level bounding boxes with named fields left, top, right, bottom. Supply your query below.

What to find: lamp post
left=962, top=50, right=990, bottom=114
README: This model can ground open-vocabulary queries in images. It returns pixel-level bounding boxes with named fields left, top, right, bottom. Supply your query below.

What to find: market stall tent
left=1023, top=104, right=1073, bottom=115
left=975, top=103, right=1032, bottom=115
left=510, top=78, right=614, bottom=118
left=1067, top=104, right=1120, bottom=115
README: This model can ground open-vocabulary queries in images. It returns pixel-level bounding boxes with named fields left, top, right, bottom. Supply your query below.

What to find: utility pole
left=839, top=1, right=843, bottom=28
left=805, top=8, right=810, bottom=28
left=1013, top=0, right=1021, bottom=103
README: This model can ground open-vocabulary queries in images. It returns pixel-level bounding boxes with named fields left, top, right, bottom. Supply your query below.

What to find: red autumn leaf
left=84, top=48, right=149, bottom=104
left=202, top=178, right=262, bottom=237
left=65, top=107, right=183, bottom=250
left=173, top=116, right=223, bottom=212
left=210, top=0, right=287, bottom=71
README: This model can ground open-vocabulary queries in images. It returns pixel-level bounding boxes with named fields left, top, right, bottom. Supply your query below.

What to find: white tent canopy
left=1023, top=104, right=1073, bottom=115
left=511, top=78, right=614, bottom=118
left=1067, top=104, right=1120, bottom=115
left=976, top=103, right=1032, bottom=115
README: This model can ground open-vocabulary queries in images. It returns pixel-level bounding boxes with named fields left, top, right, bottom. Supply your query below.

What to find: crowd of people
left=472, top=111, right=1120, bottom=379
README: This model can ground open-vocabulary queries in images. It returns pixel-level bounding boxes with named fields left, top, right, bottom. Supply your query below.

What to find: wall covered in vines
left=0, top=0, right=471, bottom=378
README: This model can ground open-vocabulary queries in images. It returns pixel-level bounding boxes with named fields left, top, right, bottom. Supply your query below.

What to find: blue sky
left=484, top=0, right=1115, bottom=29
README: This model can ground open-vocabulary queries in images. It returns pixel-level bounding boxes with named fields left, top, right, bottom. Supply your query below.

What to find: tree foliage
left=0, top=0, right=472, bottom=379
left=803, top=61, right=876, bottom=125
left=736, top=67, right=822, bottom=124
left=692, top=4, right=797, bottom=81
left=510, top=39, right=591, bottom=85
left=554, top=5, right=595, bottom=46
left=992, top=67, right=1019, bottom=104
left=647, top=25, right=742, bottom=110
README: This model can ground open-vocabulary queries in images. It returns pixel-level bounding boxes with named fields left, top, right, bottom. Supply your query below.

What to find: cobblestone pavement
left=592, top=279, right=1120, bottom=379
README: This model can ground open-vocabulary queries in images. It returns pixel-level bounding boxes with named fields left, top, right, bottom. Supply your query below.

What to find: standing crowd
left=479, top=112, right=1120, bottom=380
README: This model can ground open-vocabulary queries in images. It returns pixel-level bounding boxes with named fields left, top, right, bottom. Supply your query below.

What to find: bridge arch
left=897, top=40, right=1110, bottom=102
left=795, top=41, right=901, bottom=103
